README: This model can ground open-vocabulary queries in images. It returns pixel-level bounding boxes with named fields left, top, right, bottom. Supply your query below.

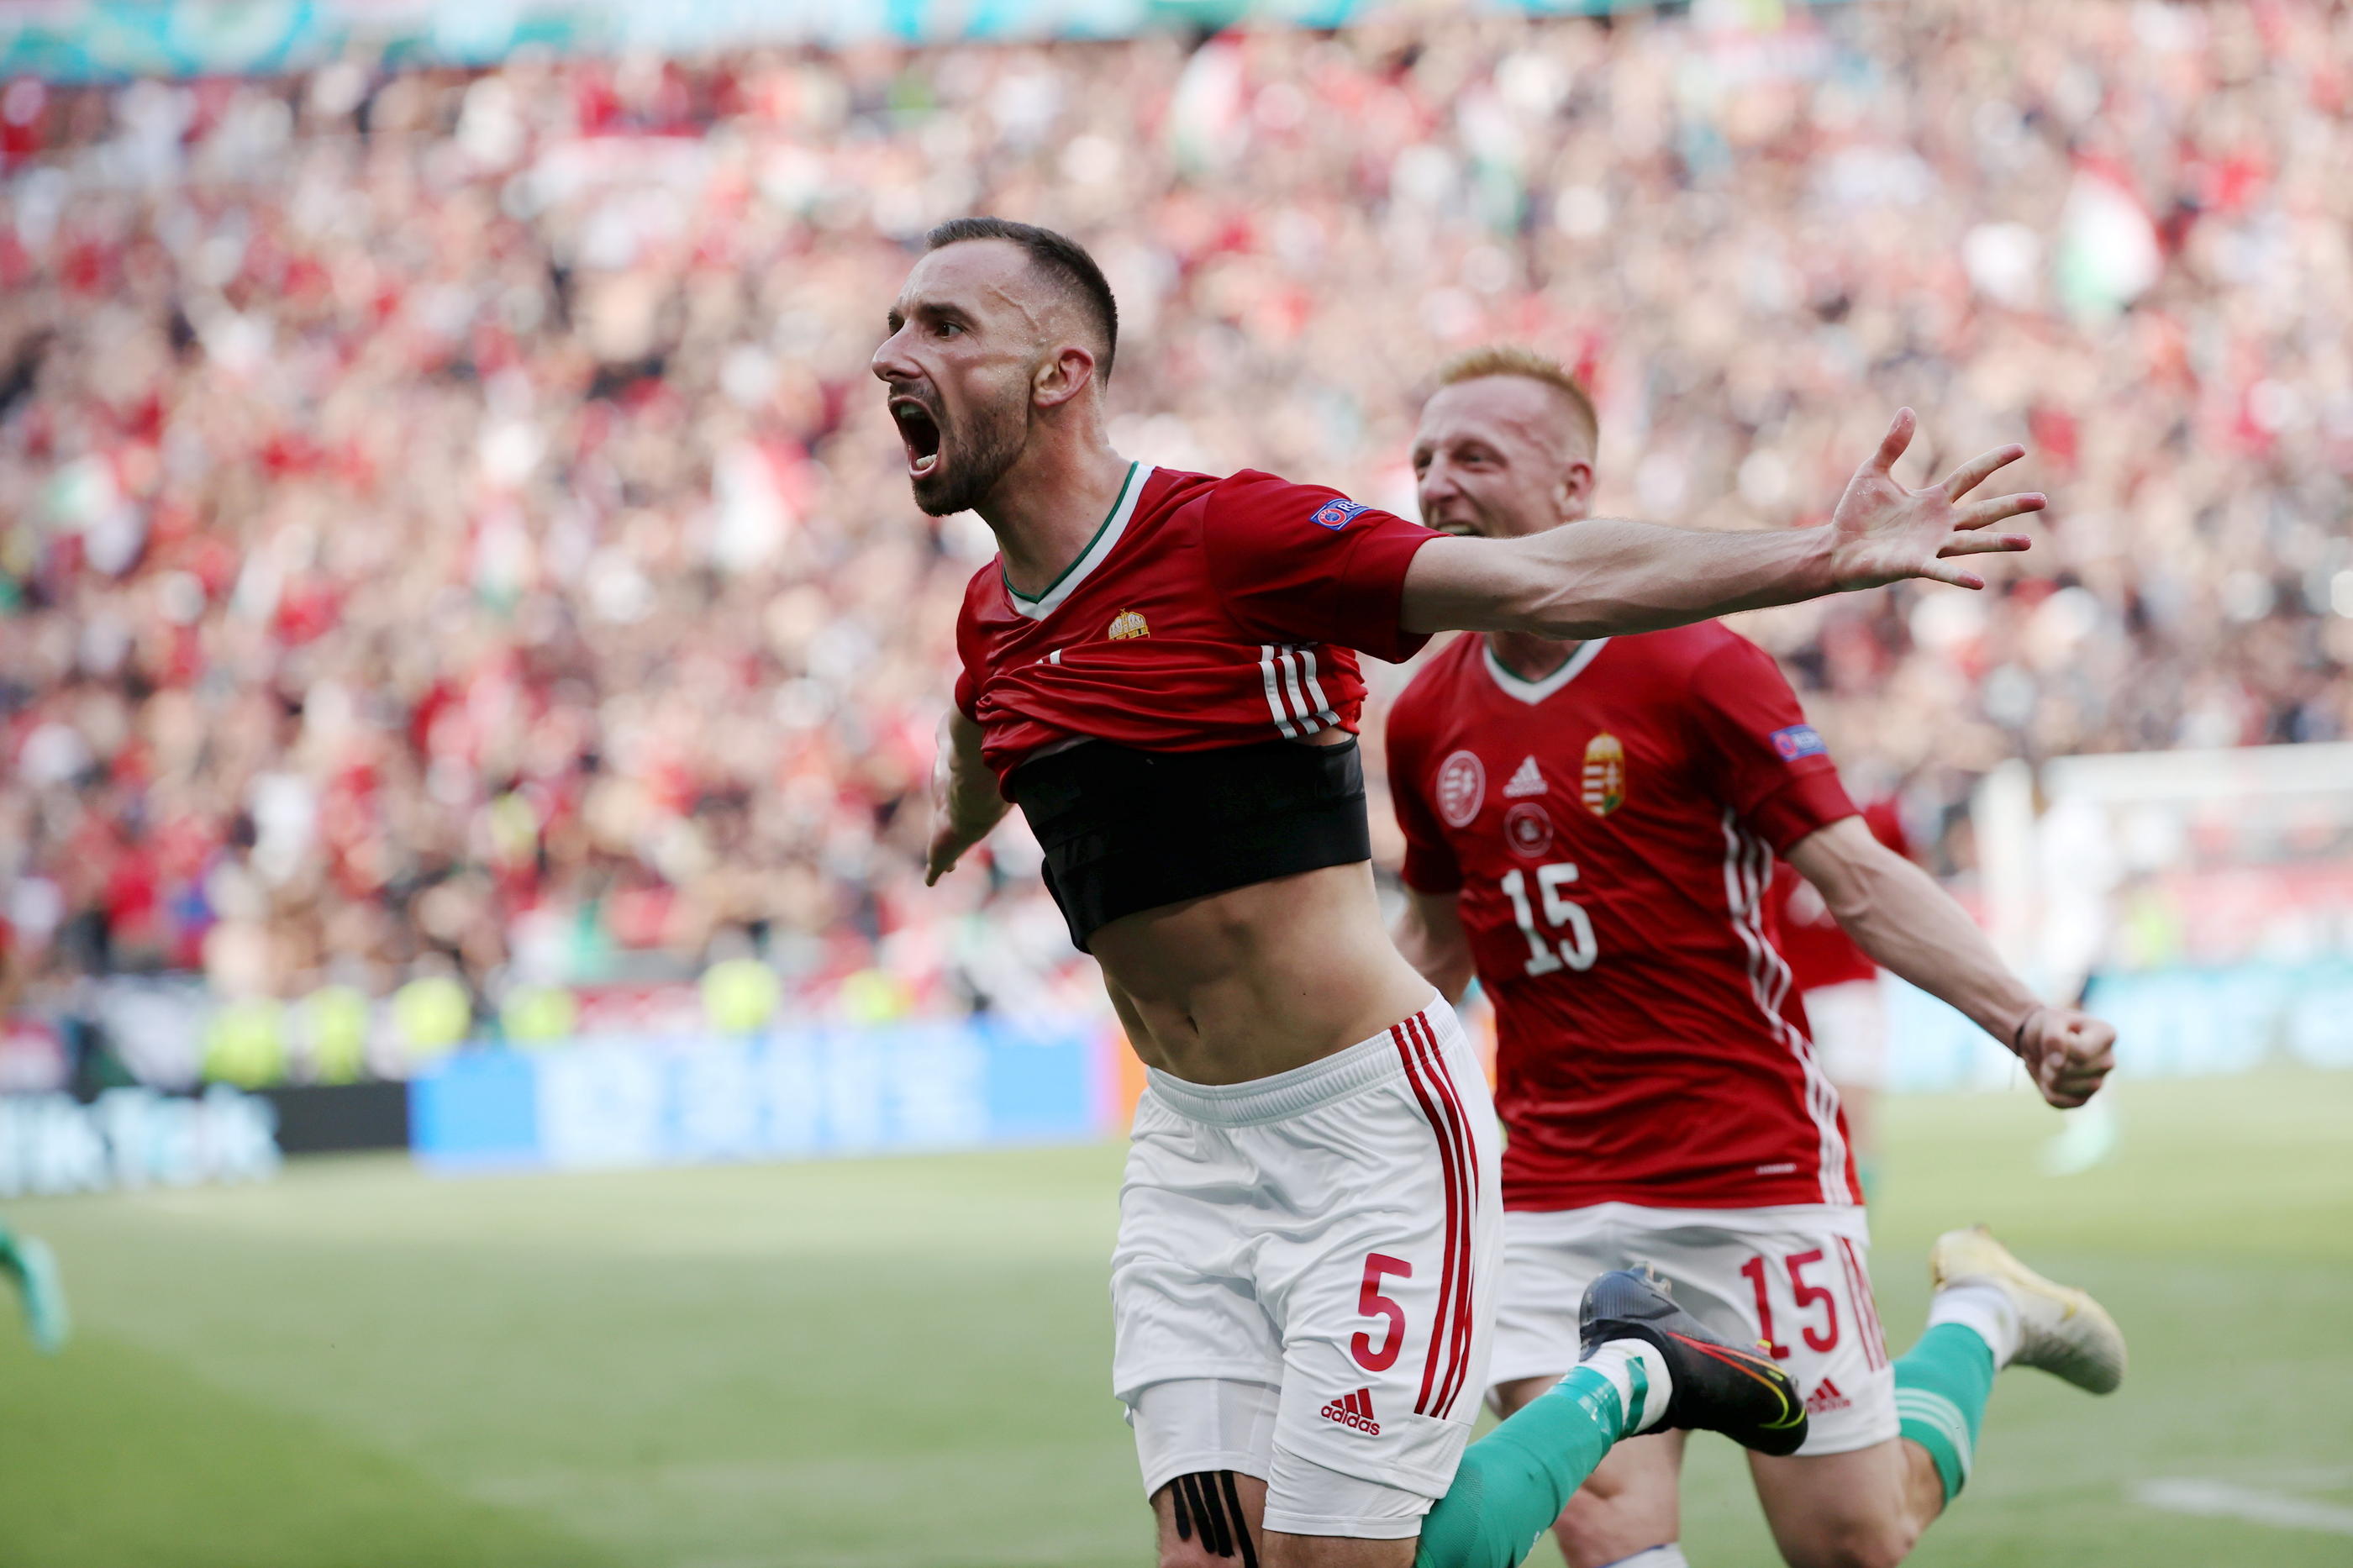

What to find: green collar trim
left=1005, top=461, right=1145, bottom=619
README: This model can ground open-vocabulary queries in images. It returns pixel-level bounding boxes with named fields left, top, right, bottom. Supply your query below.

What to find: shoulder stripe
left=1718, top=809, right=1854, bottom=1206
left=1298, top=648, right=1340, bottom=729
left=1258, top=645, right=1300, bottom=739
left=1256, top=645, right=1339, bottom=739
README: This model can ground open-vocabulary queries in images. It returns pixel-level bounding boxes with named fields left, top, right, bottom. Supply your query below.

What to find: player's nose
left=871, top=325, right=918, bottom=384
left=1416, top=459, right=1459, bottom=512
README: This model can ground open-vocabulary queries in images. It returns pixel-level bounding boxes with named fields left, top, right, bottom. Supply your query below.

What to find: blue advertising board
left=409, top=1017, right=1110, bottom=1172
left=1882, top=960, right=2353, bottom=1092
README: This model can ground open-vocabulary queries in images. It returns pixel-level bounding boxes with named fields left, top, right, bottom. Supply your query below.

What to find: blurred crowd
left=3, top=0, right=2349, bottom=1040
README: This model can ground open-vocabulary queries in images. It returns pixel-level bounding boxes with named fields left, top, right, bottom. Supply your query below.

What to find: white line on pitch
left=2133, top=1479, right=2353, bottom=1535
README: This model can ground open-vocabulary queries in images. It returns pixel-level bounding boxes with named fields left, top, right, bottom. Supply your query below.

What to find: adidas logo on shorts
left=1806, top=1377, right=1851, bottom=1414
left=1320, top=1387, right=1381, bottom=1436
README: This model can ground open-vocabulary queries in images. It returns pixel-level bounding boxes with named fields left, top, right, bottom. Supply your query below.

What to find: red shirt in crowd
left=1387, top=624, right=1864, bottom=1213
left=954, top=464, right=1440, bottom=786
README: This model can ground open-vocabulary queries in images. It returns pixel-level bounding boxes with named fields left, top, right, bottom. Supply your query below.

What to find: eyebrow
left=889, top=297, right=978, bottom=329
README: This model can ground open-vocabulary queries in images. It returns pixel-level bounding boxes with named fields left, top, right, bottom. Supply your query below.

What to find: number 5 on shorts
left=1351, top=1254, right=1413, bottom=1372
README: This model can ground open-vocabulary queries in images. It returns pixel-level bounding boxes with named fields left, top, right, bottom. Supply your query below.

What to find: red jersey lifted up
left=953, top=464, right=1441, bottom=787
left=1387, top=624, right=1864, bottom=1213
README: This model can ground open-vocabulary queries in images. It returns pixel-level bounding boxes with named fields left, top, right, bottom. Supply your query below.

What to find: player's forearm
left=1403, top=520, right=1839, bottom=639
left=941, top=767, right=1009, bottom=840
left=1813, top=850, right=2038, bottom=1049
left=1392, top=895, right=1476, bottom=1006
left=940, top=793, right=1010, bottom=857
left=935, top=713, right=1011, bottom=841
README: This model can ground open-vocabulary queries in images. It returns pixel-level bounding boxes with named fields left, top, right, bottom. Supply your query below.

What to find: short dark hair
left=924, top=216, right=1119, bottom=380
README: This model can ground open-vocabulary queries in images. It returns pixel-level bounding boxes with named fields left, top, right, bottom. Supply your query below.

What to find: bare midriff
left=1090, top=860, right=1437, bottom=1086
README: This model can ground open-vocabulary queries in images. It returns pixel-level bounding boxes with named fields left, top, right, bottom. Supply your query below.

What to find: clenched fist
left=2013, top=1006, right=2118, bottom=1110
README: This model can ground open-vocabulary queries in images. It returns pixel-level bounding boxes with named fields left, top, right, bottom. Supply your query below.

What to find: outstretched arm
left=1785, top=815, right=2116, bottom=1109
left=1400, top=409, right=2043, bottom=639
left=1392, top=887, right=1477, bottom=1007
left=924, top=710, right=1011, bottom=886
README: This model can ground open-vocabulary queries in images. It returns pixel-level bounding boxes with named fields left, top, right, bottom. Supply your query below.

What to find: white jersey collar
left=1005, top=462, right=1150, bottom=621
left=1482, top=637, right=1610, bottom=705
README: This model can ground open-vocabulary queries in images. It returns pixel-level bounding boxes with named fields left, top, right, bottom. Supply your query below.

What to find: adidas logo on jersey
left=1320, top=1388, right=1381, bottom=1436
left=1501, top=755, right=1547, bottom=798
left=1806, top=1377, right=1851, bottom=1414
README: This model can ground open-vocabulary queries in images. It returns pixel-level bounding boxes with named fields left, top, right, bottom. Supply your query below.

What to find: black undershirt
left=1008, top=738, right=1372, bottom=952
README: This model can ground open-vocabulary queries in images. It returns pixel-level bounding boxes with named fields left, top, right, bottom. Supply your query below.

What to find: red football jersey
left=1770, top=798, right=1912, bottom=991
left=1387, top=625, right=1863, bottom=1212
left=955, top=463, right=1440, bottom=784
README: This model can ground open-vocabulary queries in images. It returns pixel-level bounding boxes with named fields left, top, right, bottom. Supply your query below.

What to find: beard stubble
left=912, top=387, right=1031, bottom=518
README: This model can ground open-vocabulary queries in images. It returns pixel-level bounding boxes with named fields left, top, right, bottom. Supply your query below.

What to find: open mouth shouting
left=1420, top=502, right=1486, bottom=538
left=890, top=395, right=945, bottom=479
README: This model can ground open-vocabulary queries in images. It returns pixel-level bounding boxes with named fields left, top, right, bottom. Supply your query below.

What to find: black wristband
left=2010, top=1008, right=2037, bottom=1058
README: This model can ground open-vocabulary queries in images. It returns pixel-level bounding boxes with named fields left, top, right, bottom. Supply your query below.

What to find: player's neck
left=982, top=441, right=1135, bottom=599
left=1487, top=629, right=1581, bottom=683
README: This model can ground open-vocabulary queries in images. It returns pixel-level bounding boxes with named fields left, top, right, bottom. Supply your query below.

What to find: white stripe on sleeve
left=1259, top=645, right=1299, bottom=739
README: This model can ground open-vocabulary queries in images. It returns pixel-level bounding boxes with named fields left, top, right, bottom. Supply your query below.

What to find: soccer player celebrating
left=884, top=218, right=2045, bottom=1568
left=1386, top=348, right=2124, bottom=1568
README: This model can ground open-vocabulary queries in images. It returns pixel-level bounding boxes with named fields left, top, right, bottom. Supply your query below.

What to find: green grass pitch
left=4, top=1068, right=2350, bottom=1567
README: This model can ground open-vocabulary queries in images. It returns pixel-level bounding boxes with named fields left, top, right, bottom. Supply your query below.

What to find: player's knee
left=1776, top=1511, right=1919, bottom=1568
left=1555, top=1483, right=1671, bottom=1565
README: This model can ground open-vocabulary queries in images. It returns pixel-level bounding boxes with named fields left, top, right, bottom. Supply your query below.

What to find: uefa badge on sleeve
left=1311, top=497, right=1370, bottom=530
left=1771, top=723, right=1827, bottom=760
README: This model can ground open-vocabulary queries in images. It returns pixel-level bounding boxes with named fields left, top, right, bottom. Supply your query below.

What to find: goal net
left=1890, top=743, right=2353, bottom=1092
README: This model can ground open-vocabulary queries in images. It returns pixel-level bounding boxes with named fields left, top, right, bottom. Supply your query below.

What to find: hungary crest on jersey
left=1581, top=733, right=1625, bottom=817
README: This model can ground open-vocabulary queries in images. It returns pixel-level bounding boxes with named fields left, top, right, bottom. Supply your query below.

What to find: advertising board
left=411, top=1016, right=1113, bottom=1171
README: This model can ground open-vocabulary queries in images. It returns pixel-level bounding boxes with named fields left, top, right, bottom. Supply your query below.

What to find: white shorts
left=1489, top=1202, right=1896, bottom=1456
left=1113, top=999, right=1502, bottom=1539
left=1803, top=977, right=1889, bottom=1090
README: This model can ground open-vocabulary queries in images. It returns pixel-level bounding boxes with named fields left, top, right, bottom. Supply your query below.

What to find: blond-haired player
left=1387, top=347, right=2124, bottom=1568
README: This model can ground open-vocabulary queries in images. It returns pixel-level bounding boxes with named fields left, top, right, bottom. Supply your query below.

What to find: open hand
left=1828, top=408, right=2043, bottom=591
left=2015, top=1006, right=2118, bottom=1110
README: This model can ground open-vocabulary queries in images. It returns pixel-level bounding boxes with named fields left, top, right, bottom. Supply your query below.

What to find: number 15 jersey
left=1385, top=624, right=1863, bottom=1214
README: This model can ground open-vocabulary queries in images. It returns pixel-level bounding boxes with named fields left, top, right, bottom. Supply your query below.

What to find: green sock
left=1414, top=1360, right=1643, bottom=1568
left=1893, top=1323, right=1995, bottom=1503
left=0, top=1223, right=71, bottom=1355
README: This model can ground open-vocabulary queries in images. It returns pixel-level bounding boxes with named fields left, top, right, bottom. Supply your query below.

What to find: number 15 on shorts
left=1740, top=1242, right=1886, bottom=1367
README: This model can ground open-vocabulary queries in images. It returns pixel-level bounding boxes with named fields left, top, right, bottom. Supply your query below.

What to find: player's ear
left=1033, top=345, right=1098, bottom=410
left=1556, top=460, right=1595, bottom=523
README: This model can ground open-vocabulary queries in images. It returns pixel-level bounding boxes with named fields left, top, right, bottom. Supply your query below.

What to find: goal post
left=1900, top=742, right=2353, bottom=1091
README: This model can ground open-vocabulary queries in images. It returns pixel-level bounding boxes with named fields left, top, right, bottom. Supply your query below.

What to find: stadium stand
left=2, top=2, right=2348, bottom=1055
